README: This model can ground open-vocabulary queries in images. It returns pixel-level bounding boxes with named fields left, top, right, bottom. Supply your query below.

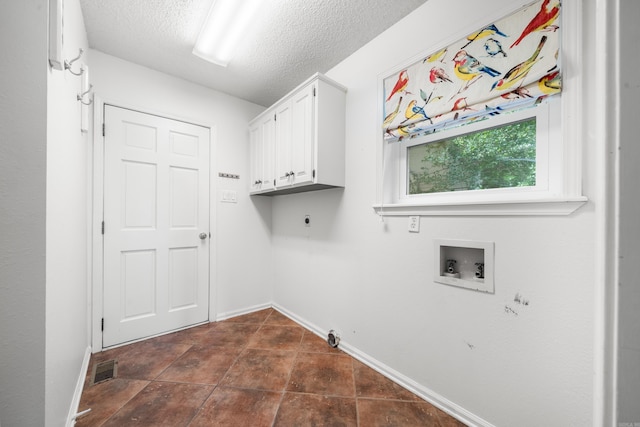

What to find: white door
left=103, top=105, right=210, bottom=347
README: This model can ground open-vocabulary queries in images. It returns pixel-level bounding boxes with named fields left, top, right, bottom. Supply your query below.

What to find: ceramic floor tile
left=75, top=378, right=149, bottom=427
left=221, top=348, right=297, bottom=391
left=299, top=330, right=343, bottom=354
left=356, top=398, right=443, bottom=427
left=220, top=308, right=273, bottom=324
left=79, top=313, right=469, bottom=426
left=264, top=310, right=300, bottom=327
left=287, top=352, right=356, bottom=397
left=102, top=381, right=213, bottom=426
left=189, top=387, right=282, bottom=427
left=196, top=322, right=261, bottom=348
left=115, top=341, right=192, bottom=380
left=151, top=323, right=213, bottom=346
left=353, top=359, right=422, bottom=401
left=156, top=346, right=240, bottom=385
left=247, top=325, right=304, bottom=351
left=274, top=392, right=357, bottom=427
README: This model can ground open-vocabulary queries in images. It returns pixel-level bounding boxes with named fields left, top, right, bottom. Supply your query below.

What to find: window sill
left=372, top=196, right=588, bottom=216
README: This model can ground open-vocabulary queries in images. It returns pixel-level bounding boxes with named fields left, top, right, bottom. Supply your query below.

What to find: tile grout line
left=95, top=379, right=151, bottom=426
left=352, top=358, right=361, bottom=427
left=270, top=323, right=306, bottom=426
left=184, top=383, right=218, bottom=427
left=187, top=311, right=274, bottom=426
left=104, top=340, right=196, bottom=426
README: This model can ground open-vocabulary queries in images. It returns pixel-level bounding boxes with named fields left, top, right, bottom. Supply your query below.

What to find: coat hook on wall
left=65, top=48, right=85, bottom=76
left=77, top=84, right=93, bottom=105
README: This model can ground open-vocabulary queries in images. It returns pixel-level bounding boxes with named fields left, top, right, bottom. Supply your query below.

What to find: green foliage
left=408, top=118, right=537, bottom=194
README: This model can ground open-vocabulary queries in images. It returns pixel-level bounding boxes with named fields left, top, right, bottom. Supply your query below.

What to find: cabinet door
left=249, top=123, right=262, bottom=193
left=249, top=114, right=275, bottom=193
left=261, top=114, right=275, bottom=191
left=290, top=83, right=315, bottom=186
left=275, top=100, right=293, bottom=187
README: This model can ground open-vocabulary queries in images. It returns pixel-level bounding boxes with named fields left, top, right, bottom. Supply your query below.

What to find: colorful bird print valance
left=383, top=0, right=561, bottom=142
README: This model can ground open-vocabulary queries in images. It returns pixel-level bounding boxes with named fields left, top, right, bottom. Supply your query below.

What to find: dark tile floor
left=76, top=308, right=466, bottom=426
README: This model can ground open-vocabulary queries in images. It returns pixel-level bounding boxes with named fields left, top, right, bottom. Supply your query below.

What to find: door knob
left=199, top=232, right=208, bottom=240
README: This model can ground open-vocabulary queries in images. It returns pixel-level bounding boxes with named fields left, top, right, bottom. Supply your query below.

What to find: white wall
left=88, top=50, right=273, bottom=324
left=0, top=2, right=48, bottom=426
left=271, top=1, right=603, bottom=426
left=617, top=0, right=640, bottom=423
left=45, top=0, right=91, bottom=425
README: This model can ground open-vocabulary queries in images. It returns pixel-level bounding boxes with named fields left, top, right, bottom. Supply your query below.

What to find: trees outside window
left=407, top=118, right=536, bottom=195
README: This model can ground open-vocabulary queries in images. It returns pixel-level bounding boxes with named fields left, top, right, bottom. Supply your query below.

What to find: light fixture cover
left=193, top=0, right=262, bottom=67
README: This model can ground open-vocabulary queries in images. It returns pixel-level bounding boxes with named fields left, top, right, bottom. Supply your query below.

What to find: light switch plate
left=408, top=216, right=420, bottom=233
left=220, top=190, right=237, bottom=203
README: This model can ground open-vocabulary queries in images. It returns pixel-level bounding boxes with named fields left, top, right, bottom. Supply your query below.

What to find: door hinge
left=101, top=318, right=104, bottom=331
left=101, top=221, right=105, bottom=235
left=102, top=123, right=105, bottom=137
left=274, top=113, right=276, bottom=122
left=313, top=86, right=316, bottom=97
left=274, top=179, right=276, bottom=187
left=313, top=169, right=316, bottom=178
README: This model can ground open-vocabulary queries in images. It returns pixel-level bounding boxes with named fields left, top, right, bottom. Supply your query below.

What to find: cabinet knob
left=290, top=171, right=294, bottom=176
left=285, top=172, right=290, bottom=177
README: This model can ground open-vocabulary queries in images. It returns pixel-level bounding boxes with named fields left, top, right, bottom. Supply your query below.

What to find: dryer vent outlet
left=327, top=330, right=340, bottom=348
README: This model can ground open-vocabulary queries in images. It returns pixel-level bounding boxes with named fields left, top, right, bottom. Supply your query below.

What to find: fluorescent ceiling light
left=193, top=0, right=262, bottom=67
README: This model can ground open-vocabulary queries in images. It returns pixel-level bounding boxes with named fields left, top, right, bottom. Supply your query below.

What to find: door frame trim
left=90, top=96, right=218, bottom=352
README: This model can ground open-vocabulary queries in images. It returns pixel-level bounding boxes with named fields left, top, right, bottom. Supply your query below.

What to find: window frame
left=399, top=104, right=552, bottom=204
left=373, top=0, right=587, bottom=217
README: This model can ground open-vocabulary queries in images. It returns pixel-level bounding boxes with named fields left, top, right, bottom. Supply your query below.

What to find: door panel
left=103, top=105, right=210, bottom=347
left=170, top=166, right=198, bottom=227
left=123, top=161, right=157, bottom=228
left=168, top=247, right=198, bottom=310
left=122, top=249, right=156, bottom=320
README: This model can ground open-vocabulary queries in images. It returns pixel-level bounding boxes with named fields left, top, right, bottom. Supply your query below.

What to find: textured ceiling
left=79, top=0, right=427, bottom=106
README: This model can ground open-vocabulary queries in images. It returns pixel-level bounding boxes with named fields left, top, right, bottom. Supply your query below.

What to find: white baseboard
left=271, top=303, right=494, bottom=427
left=66, top=346, right=92, bottom=427
left=215, top=302, right=273, bottom=322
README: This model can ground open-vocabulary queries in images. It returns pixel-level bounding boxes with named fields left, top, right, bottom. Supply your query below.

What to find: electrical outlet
left=408, top=216, right=420, bottom=233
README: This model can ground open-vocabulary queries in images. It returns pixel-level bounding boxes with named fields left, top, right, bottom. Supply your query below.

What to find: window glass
left=407, top=118, right=536, bottom=195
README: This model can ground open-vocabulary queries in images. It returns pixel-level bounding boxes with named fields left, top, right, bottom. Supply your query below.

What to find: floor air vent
left=91, top=359, right=117, bottom=385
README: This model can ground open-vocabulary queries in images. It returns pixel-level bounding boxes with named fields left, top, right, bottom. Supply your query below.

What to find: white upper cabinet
left=249, top=73, right=346, bottom=195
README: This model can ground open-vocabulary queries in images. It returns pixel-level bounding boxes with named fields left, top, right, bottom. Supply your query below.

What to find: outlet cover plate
left=220, top=190, right=237, bottom=203
left=408, top=216, right=420, bottom=233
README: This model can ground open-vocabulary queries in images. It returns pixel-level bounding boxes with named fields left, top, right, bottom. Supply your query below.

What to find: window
left=375, top=98, right=586, bottom=216
left=399, top=103, right=551, bottom=203
left=406, top=117, right=537, bottom=195
left=374, top=0, right=586, bottom=216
